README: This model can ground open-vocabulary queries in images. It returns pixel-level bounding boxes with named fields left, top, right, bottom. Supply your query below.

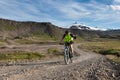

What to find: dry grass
left=0, top=51, right=46, bottom=62
left=79, top=39, right=120, bottom=62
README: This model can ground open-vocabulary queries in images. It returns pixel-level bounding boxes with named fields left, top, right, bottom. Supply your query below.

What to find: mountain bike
left=60, top=43, right=73, bottom=64
left=64, top=44, right=73, bottom=64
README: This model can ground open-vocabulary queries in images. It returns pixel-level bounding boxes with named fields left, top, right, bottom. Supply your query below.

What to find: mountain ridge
left=0, top=18, right=120, bottom=40
left=0, top=18, right=65, bottom=40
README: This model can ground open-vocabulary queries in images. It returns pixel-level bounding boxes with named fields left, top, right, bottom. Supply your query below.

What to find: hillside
left=70, top=24, right=120, bottom=40
left=99, top=29, right=120, bottom=39
left=0, top=18, right=65, bottom=40
left=0, top=18, right=120, bottom=41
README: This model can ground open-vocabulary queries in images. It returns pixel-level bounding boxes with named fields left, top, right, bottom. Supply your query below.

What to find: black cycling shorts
left=65, top=41, right=73, bottom=46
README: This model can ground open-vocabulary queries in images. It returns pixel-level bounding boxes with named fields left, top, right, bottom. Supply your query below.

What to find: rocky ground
left=0, top=43, right=120, bottom=80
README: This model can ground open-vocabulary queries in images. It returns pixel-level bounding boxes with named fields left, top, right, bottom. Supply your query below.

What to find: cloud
left=45, top=0, right=119, bottom=23
left=0, top=0, right=120, bottom=29
left=59, top=5, right=90, bottom=19
left=0, top=0, right=57, bottom=22
left=0, top=0, right=36, bottom=19
left=44, top=0, right=91, bottom=19
left=114, top=0, right=120, bottom=3
left=0, top=0, right=113, bottom=21
left=79, top=1, right=120, bottom=22
left=110, top=5, right=120, bottom=10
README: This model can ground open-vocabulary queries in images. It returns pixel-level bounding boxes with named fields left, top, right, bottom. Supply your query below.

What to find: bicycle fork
left=64, top=46, right=72, bottom=64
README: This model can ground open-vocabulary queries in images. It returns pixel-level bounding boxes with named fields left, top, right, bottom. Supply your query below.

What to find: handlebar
left=59, top=42, right=64, bottom=45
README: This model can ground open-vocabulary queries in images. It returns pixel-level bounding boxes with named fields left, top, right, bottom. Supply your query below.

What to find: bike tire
left=69, top=51, right=73, bottom=63
left=64, top=49, right=70, bottom=64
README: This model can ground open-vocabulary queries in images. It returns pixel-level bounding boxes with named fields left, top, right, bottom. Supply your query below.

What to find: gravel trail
left=0, top=44, right=120, bottom=80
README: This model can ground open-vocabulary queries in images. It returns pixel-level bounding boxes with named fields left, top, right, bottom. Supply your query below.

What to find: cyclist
left=59, top=30, right=76, bottom=58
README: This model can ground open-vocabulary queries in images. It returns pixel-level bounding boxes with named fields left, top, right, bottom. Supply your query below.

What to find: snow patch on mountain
left=70, top=23, right=106, bottom=31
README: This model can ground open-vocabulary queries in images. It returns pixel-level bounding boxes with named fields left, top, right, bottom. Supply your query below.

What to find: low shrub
left=99, top=49, right=120, bottom=57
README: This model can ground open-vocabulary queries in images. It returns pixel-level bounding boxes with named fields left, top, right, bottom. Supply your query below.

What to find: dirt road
left=0, top=44, right=120, bottom=80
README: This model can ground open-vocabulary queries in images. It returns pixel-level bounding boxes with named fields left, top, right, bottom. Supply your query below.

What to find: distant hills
left=69, top=24, right=120, bottom=40
left=0, top=18, right=65, bottom=40
left=0, top=18, right=120, bottom=40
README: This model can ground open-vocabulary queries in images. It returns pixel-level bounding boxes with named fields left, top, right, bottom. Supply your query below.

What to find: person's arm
left=60, top=34, right=65, bottom=43
left=70, top=34, right=76, bottom=39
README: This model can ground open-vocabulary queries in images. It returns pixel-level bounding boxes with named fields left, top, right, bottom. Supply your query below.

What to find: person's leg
left=69, top=44, right=74, bottom=61
left=70, top=44, right=73, bottom=53
left=69, top=41, right=74, bottom=53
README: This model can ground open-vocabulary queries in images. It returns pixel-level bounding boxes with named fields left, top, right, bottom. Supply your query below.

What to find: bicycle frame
left=64, top=45, right=72, bottom=64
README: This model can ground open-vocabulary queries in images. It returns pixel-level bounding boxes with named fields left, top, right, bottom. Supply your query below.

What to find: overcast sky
left=0, top=0, right=120, bottom=29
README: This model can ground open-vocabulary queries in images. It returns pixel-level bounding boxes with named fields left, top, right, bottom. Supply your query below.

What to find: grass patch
left=80, top=40, right=120, bottom=52
left=4, top=26, right=17, bottom=30
left=99, top=49, right=120, bottom=57
left=47, top=48, right=63, bottom=56
left=30, top=33, right=56, bottom=41
left=79, top=39, right=120, bottom=62
left=0, top=39, right=6, bottom=46
left=0, top=39, right=5, bottom=42
left=30, top=33, right=52, bottom=38
left=15, top=39, right=39, bottom=44
left=0, top=51, right=46, bottom=62
left=15, top=38, right=57, bottom=44
left=48, top=48, right=58, bottom=54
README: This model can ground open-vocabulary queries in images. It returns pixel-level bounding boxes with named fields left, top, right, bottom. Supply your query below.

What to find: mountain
left=69, top=23, right=120, bottom=40
left=70, top=24, right=90, bottom=30
left=0, top=18, right=65, bottom=40
left=0, top=18, right=120, bottom=41
left=99, top=29, right=120, bottom=39
left=70, top=24, right=106, bottom=31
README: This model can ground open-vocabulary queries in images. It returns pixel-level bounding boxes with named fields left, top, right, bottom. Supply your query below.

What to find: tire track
left=0, top=43, right=103, bottom=80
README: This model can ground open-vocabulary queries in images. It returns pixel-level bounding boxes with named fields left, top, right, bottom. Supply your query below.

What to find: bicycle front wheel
left=64, top=49, right=70, bottom=64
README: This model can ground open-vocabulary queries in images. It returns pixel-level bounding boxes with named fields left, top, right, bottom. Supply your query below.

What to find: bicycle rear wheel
left=64, top=49, right=70, bottom=64
left=69, top=51, right=73, bottom=63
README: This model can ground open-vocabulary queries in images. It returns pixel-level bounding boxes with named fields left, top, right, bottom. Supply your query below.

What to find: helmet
left=65, top=30, right=70, bottom=34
